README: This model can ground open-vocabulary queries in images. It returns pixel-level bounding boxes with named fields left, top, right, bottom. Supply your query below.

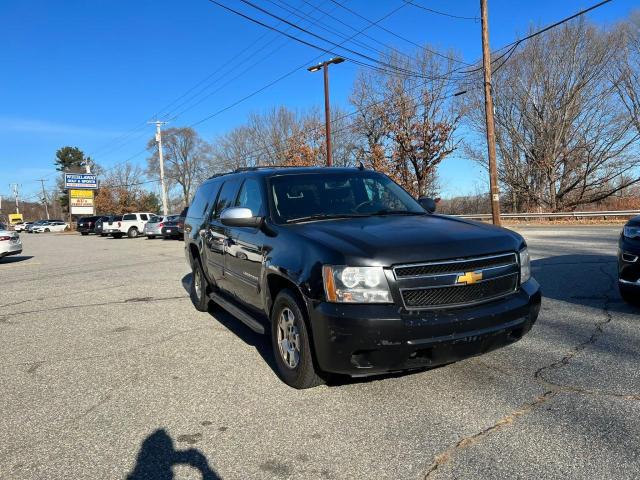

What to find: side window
left=235, top=178, right=264, bottom=216
left=212, top=179, right=241, bottom=219
left=139, top=214, right=148, bottom=221
left=189, top=181, right=221, bottom=219
left=123, top=214, right=136, bottom=221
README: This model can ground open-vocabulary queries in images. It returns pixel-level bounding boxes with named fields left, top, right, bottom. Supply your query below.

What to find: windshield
left=270, top=171, right=425, bottom=223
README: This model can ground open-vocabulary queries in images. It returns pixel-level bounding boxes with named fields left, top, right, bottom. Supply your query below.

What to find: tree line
left=52, top=13, right=640, bottom=215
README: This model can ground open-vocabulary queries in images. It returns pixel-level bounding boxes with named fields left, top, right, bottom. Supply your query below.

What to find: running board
left=209, top=292, right=266, bottom=335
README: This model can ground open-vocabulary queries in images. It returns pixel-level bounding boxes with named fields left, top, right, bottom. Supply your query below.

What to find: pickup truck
left=103, top=212, right=154, bottom=239
left=184, top=167, right=541, bottom=389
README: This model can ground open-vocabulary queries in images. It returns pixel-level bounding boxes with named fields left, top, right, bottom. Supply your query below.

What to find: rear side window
left=213, top=179, right=241, bottom=219
left=189, top=181, right=221, bottom=220
left=139, top=214, right=148, bottom=221
left=123, top=214, right=136, bottom=221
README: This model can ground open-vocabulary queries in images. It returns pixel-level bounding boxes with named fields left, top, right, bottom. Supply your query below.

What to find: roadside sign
left=69, top=189, right=95, bottom=215
left=8, top=213, right=23, bottom=225
left=64, top=173, right=98, bottom=189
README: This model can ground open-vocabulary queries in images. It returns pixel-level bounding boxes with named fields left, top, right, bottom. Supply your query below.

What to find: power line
left=211, top=0, right=442, bottom=80
left=327, top=0, right=473, bottom=66
left=403, top=0, right=479, bottom=21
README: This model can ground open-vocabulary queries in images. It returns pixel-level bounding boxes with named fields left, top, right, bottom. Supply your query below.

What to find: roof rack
left=207, top=164, right=354, bottom=180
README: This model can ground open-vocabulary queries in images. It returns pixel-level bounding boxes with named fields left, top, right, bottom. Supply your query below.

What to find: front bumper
left=308, top=278, right=541, bottom=375
left=618, top=236, right=640, bottom=288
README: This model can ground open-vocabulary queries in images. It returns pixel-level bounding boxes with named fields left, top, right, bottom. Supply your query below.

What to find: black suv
left=185, top=167, right=541, bottom=389
left=77, top=215, right=107, bottom=235
left=618, top=216, right=640, bottom=304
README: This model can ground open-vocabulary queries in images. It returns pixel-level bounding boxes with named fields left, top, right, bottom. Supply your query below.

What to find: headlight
left=519, top=247, right=531, bottom=285
left=322, top=266, right=392, bottom=303
left=623, top=225, right=640, bottom=239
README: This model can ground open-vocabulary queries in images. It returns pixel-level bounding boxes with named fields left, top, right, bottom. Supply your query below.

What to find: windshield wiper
left=285, top=213, right=366, bottom=223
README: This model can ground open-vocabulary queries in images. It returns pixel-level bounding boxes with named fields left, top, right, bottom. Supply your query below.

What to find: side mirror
left=220, top=207, right=263, bottom=228
left=418, top=197, right=437, bottom=214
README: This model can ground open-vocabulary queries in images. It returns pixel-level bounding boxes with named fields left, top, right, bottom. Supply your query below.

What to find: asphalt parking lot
left=1, top=226, right=638, bottom=479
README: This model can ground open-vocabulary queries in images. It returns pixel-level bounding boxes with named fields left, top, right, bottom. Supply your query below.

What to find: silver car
left=0, top=226, right=22, bottom=259
left=143, top=215, right=169, bottom=239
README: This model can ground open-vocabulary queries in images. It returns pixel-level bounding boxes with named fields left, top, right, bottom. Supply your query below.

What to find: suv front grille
left=393, top=253, right=519, bottom=309
left=401, top=273, right=519, bottom=308
left=394, top=253, right=517, bottom=277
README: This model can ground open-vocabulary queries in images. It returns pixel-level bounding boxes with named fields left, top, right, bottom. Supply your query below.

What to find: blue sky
left=0, top=0, right=635, bottom=202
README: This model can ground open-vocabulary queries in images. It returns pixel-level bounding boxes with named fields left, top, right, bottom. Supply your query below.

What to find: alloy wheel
left=277, top=307, right=300, bottom=369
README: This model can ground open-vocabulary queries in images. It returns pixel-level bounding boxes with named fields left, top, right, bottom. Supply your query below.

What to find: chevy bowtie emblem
left=456, top=271, right=483, bottom=285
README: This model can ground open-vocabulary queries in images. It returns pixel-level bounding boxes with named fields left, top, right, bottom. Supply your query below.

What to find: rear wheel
left=127, top=227, right=139, bottom=238
left=81, top=232, right=88, bottom=236
left=270, top=289, right=324, bottom=389
left=147, top=235, right=155, bottom=240
left=190, top=257, right=209, bottom=312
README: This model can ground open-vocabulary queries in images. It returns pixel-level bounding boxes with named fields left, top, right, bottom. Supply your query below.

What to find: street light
left=307, top=57, right=345, bottom=167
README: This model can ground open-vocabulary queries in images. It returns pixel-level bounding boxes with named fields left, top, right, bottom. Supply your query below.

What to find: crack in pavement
left=0, top=294, right=189, bottom=325
left=423, top=264, right=638, bottom=479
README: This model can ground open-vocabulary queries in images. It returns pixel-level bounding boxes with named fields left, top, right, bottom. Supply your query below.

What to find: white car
left=0, top=227, right=22, bottom=259
left=103, top=212, right=154, bottom=238
left=33, top=221, right=69, bottom=233
left=13, top=222, right=33, bottom=232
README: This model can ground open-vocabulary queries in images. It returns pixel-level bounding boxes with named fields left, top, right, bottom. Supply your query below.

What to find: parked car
left=77, top=216, right=107, bottom=235
left=26, top=220, right=48, bottom=233
left=618, top=216, right=640, bottom=304
left=103, top=212, right=154, bottom=239
left=161, top=215, right=183, bottom=240
left=0, top=226, right=22, bottom=259
left=101, top=215, right=122, bottom=237
left=13, top=222, right=33, bottom=232
left=184, top=167, right=541, bottom=389
left=143, top=215, right=169, bottom=239
left=33, top=221, right=69, bottom=233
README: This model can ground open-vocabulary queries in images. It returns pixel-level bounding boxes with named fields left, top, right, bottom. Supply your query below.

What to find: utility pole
left=480, top=0, right=502, bottom=226
left=38, top=179, right=50, bottom=220
left=149, top=120, right=169, bottom=216
left=308, top=57, right=345, bottom=167
left=10, top=183, right=20, bottom=214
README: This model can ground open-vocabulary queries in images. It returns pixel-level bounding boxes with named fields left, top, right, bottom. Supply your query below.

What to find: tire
left=127, top=227, right=139, bottom=238
left=147, top=235, right=155, bottom=240
left=113, top=233, right=123, bottom=239
left=44, top=228, right=50, bottom=233
left=190, top=256, right=209, bottom=312
left=81, top=232, right=88, bottom=236
left=619, top=283, right=640, bottom=305
left=270, top=289, right=324, bottom=389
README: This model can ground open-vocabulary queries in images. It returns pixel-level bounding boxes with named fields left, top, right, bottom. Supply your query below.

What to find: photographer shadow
left=127, top=429, right=220, bottom=480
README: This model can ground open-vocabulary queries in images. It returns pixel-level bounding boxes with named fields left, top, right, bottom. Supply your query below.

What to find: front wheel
left=620, top=283, right=640, bottom=305
left=190, top=257, right=209, bottom=312
left=271, top=290, right=324, bottom=389
left=44, top=228, right=50, bottom=233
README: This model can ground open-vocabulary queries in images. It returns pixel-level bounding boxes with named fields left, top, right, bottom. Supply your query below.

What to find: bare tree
left=466, top=19, right=640, bottom=211
left=146, top=127, right=212, bottom=207
left=350, top=49, right=465, bottom=197
left=613, top=11, right=640, bottom=136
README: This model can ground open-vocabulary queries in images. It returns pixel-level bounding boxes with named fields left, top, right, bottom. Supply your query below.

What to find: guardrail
left=452, top=210, right=640, bottom=220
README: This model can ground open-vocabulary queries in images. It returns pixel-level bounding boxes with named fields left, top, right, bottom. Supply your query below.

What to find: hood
left=627, top=215, right=640, bottom=227
left=287, top=214, right=524, bottom=266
